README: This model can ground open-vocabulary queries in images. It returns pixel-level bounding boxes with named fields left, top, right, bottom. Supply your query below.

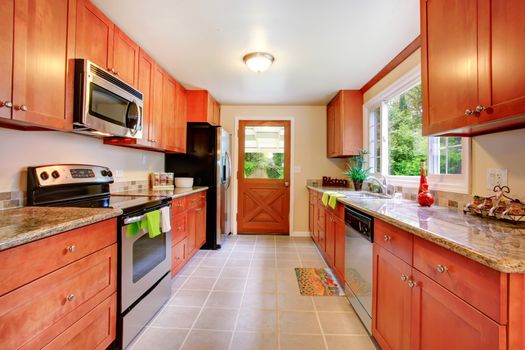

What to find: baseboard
left=291, top=231, right=311, bottom=237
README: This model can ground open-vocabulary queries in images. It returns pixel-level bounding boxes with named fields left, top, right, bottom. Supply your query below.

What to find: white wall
left=0, top=128, right=164, bottom=192
left=220, top=105, right=346, bottom=234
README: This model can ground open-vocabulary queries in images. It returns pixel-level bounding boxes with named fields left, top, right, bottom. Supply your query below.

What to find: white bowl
left=175, top=177, right=194, bottom=188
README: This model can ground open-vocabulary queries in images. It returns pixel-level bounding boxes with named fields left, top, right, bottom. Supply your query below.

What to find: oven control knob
left=101, top=170, right=108, bottom=177
left=40, top=172, right=49, bottom=180
left=107, top=170, right=113, bottom=177
left=51, top=171, right=60, bottom=179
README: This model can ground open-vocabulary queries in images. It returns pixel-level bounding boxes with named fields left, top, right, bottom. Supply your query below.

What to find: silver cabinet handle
left=400, top=274, right=408, bottom=282
left=475, top=105, right=486, bottom=113
left=66, top=294, right=75, bottom=302
left=436, top=264, right=448, bottom=273
left=464, top=108, right=474, bottom=116
left=0, top=101, right=12, bottom=108
left=66, top=245, right=76, bottom=253
left=383, top=235, right=391, bottom=241
left=407, top=280, right=418, bottom=288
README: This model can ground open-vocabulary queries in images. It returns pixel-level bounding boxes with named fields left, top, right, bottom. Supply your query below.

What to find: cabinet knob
left=436, top=264, right=448, bottom=273
left=114, top=70, right=120, bottom=76
left=475, top=105, right=486, bottom=113
left=15, top=104, right=28, bottom=112
left=0, top=101, right=13, bottom=108
left=464, top=108, right=474, bottom=116
left=400, top=274, right=408, bottom=282
left=383, top=235, right=391, bottom=242
left=66, top=245, right=76, bottom=253
left=66, top=294, right=75, bottom=302
left=407, top=280, right=418, bottom=288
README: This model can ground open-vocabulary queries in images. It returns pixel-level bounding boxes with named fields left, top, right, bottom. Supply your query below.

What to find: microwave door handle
left=124, top=214, right=146, bottom=225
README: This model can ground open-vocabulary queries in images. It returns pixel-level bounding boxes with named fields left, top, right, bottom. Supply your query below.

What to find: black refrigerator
left=165, top=123, right=232, bottom=250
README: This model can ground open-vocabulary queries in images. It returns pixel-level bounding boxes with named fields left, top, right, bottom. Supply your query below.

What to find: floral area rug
left=294, top=268, right=345, bottom=296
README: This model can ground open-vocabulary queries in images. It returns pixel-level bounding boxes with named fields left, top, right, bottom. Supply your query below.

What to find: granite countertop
left=114, top=186, right=208, bottom=199
left=0, top=207, right=122, bottom=252
left=308, top=186, right=525, bottom=273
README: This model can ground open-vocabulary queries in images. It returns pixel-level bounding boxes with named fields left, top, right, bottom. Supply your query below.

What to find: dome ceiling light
left=243, top=52, right=275, bottom=73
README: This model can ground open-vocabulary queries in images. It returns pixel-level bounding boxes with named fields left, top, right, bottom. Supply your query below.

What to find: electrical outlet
left=142, top=155, right=147, bottom=165
left=114, top=169, right=124, bottom=179
left=487, top=168, right=507, bottom=190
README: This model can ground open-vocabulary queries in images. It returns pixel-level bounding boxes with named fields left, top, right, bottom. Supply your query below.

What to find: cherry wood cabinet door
left=174, top=82, right=187, bottom=153
left=326, top=101, right=335, bottom=157
left=171, top=238, right=187, bottom=277
left=75, top=0, right=114, bottom=71
left=478, top=0, right=525, bottom=124
left=0, top=0, right=13, bottom=120
left=195, top=203, right=206, bottom=248
left=332, top=93, right=343, bottom=156
left=325, top=213, right=335, bottom=267
left=161, top=75, right=177, bottom=152
left=421, top=0, right=480, bottom=135
left=187, top=207, right=197, bottom=256
left=410, top=269, right=506, bottom=350
left=138, top=49, right=154, bottom=144
left=113, top=27, right=139, bottom=86
left=151, top=65, right=164, bottom=147
left=333, top=216, right=345, bottom=284
left=11, top=0, right=72, bottom=129
left=372, top=244, right=412, bottom=350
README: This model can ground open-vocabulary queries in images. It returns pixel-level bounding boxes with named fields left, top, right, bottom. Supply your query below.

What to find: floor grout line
left=275, top=235, right=281, bottom=350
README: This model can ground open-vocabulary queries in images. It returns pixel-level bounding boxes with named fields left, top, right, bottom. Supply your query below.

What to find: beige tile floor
left=128, top=235, right=377, bottom=350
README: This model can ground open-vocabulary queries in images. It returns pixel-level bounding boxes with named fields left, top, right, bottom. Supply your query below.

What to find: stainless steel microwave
left=73, top=59, right=143, bottom=138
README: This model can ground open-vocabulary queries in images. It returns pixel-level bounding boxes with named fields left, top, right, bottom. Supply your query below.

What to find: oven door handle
left=123, top=214, right=146, bottom=225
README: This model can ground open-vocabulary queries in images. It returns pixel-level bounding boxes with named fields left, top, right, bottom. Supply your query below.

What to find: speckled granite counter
left=0, top=207, right=122, bottom=252
left=113, top=186, right=208, bottom=199
left=307, top=186, right=525, bottom=273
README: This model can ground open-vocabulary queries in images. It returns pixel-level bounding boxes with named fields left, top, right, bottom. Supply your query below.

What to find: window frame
left=362, top=65, right=471, bottom=194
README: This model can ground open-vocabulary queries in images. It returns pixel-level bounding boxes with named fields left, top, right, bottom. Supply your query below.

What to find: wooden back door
left=237, top=120, right=291, bottom=234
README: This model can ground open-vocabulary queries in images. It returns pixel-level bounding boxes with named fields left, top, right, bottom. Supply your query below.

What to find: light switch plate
left=294, top=165, right=302, bottom=173
left=487, top=168, right=507, bottom=190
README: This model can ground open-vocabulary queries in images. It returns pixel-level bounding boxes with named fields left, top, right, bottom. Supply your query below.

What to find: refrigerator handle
left=225, top=151, right=232, bottom=190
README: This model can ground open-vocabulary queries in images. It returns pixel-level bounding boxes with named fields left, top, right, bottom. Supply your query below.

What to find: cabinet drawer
left=413, top=237, right=507, bottom=323
left=375, top=219, right=413, bottom=264
left=171, top=197, right=186, bottom=215
left=0, top=245, right=117, bottom=350
left=0, top=219, right=116, bottom=296
left=172, top=212, right=187, bottom=244
left=41, top=294, right=116, bottom=350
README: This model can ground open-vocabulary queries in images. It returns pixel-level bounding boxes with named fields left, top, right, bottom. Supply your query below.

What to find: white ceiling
left=92, top=0, right=420, bottom=105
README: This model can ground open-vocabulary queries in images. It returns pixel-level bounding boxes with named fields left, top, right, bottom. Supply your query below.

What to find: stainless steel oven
left=344, top=206, right=374, bottom=334
left=73, top=59, right=143, bottom=138
left=120, top=204, right=171, bottom=348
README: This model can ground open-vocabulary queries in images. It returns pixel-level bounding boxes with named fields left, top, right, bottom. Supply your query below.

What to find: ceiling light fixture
left=243, top=52, right=275, bottom=73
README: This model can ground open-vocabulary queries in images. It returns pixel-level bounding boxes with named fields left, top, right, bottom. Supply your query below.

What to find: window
left=243, top=126, right=285, bottom=179
left=365, top=66, right=470, bottom=193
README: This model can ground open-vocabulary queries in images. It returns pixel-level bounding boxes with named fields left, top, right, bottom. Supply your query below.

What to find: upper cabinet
left=326, top=90, right=363, bottom=158
left=187, top=90, right=221, bottom=126
left=422, top=0, right=525, bottom=136
left=76, top=0, right=139, bottom=86
left=0, top=0, right=73, bottom=130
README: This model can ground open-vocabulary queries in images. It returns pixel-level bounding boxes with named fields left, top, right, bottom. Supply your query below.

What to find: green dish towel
left=321, top=191, right=337, bottom=206
left=126, top=222, right=141, bottom=237
left=145, top=210, right=161, bottom=238
left=329, top=193, right=345, bottom=209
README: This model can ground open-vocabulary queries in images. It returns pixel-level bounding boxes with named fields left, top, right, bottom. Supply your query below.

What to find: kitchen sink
left=337, top=191, right=392, bottom=199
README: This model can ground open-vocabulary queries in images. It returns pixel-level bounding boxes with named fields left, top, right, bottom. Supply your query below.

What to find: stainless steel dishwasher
left=344, top=206, right=374, bottom=334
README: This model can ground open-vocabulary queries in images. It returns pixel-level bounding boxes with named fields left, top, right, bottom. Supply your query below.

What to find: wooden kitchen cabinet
left=173, top=82, right=187, bottom=153
left=195, top=200, right=207, bottom=248
left=0, top=0, right=73, bottom=130
left=161, top=74, right=178, bottom=152
left=326, top=90, right=363, bottom=158
left=325, top=213, right=336, bottom=267
left=372, top=244, right=412, bottom=350
left=411, top=269, right=506, bottom=350
left=76, top=0, right=139, bottom=86
left=333, top=216, right=345, bottom=284
left=187, top=90, right=221, bottom=126
left=171, top=238, right=187, bottom=277
left=421, top=0, right=525, bottom=136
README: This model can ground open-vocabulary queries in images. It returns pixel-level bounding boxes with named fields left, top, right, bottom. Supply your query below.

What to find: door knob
left=284, top=182, right=289, bottom=187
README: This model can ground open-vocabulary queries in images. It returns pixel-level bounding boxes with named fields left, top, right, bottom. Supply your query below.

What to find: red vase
left=418, top=160, right=434, bottom=207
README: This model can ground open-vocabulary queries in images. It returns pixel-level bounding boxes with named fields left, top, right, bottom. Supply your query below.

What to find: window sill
left=386, top=175, right=470, bottom=194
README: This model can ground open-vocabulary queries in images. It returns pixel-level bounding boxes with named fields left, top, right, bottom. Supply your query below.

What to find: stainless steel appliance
left=165, top=123, right=232, bottom=249
left=73, top=59, right=144, bottom=138
left=344, top=206, right=374, bottom=334
left=27, top=164, right=172, bottom=349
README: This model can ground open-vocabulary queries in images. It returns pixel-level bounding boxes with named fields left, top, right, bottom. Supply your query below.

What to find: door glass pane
left=132, top=232, right=166, bottom=283
left=244, top=126, right=285, bottom=179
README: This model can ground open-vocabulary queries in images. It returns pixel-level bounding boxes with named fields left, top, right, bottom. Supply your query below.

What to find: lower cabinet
left=373, top=218, right=508, bottom=350
left=170, top=191, right=207, bottom=277
left=0, top=219, right=117, bottom=350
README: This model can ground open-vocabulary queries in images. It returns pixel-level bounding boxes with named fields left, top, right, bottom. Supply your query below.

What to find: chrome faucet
left=364, top=174, right=389, bottom=195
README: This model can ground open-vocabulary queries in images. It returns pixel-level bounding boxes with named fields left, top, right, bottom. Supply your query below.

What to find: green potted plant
left=343, top=150, right=370, bottom=191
